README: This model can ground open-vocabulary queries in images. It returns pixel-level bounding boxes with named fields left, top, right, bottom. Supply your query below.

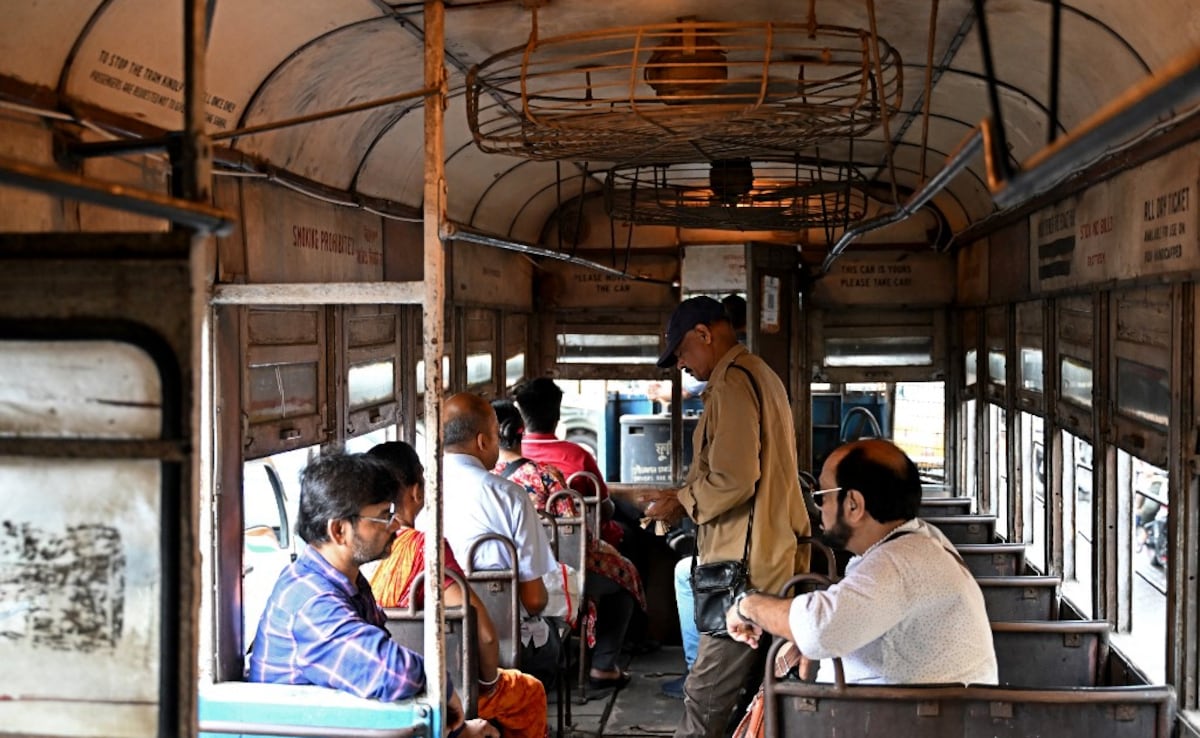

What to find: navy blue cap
left=656, top=296, right=730, bottom=369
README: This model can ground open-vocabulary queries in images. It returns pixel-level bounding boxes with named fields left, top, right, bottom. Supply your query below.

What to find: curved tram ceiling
left=1, top=0, right=1197, bottom=252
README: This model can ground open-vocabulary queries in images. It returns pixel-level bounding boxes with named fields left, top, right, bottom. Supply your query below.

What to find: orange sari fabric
left=369, top=527, right=464, bottom=608
left=476, top=668, right=548, bottom=738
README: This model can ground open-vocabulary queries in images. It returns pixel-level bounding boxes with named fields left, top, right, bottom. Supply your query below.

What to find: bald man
left=725, top=439, right=998, bottom=686
left=431, top=393, right=557, bottom=616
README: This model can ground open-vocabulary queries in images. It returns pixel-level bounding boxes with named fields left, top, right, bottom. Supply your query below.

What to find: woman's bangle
left=478, top=673, right=500, bottom=687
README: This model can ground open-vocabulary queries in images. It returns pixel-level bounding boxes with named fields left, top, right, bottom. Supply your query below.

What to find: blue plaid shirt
left=248, top=545, right=450, bottom=702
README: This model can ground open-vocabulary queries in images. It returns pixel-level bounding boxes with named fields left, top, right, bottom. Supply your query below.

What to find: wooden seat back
left=956, top=543, right=1026, bottom=577
left=991, top=620, right=1109, bottom=687
left=976, top=576, right=1061, bottom=621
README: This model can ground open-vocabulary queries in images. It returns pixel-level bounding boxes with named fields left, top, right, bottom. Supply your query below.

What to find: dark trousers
left=675, top=633, right=770, bottom=738
left=585, top=570, right=635, bottom=672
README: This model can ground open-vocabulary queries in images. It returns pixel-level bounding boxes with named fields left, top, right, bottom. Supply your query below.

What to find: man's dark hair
left=514, top=377, right=563, bottom=433
left=296, top=453, right=397, bottom=544
left=833, top=445, right=922, bottom=523
left=491, top=399, right=525, bottom=451
left=367, top=441, right=423, bottom=488
left=722, top=294, right=747, bottom=332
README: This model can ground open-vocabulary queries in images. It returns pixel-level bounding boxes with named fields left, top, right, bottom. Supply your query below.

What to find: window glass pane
left=1021, top=412, right=1046, bottom=572
left=1111, top=452, right=1167, bottom=684
left=987, top=351, right=1006, bottom=386
left=964, top=349, right=977, bottom=386
left=0, top=341, right=160, bottom=439
left=1116, top=358, right=1169, bottom=428
left=989, top=405, right=1008, bottom=534
left=415, top=357, right=451, bottom=395
left=466, top=353, right=494, bottom=386
left=824, top=335, right=933, bottom=367
left=248, top=363, right=318, bottom=422
left=1020, top=348, right=1044, bottom=393
left=558, top=333, right=659, bottom=364
left=1062, top=431, right=1094, bottom=616
left=348, top=360, right=395, bottom=409
left=962, top=399, right=977, bottom=499
left=1060, top=357, right=1093, bottom=408
left=506, top=352, right=526, bottom=388
left=0, top=458, right=162, bottom=735
left=893, top=382, right=944, bottom=482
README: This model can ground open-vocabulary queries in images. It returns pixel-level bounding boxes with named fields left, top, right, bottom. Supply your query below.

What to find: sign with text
left=681, top=244, right=746, bottom=292
left=812, top=252, right=954, bottom=306
left=240, top=181, right=384, bottom=283
left=1031, top=144, right=1199, bottom=291
left=544, top=255, right=678, bottom=309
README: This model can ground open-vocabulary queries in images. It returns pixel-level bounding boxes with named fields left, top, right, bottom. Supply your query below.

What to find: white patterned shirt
left=788, top=518, right=998, bottom=685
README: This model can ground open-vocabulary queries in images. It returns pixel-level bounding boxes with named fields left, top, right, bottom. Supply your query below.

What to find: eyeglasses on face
left=811, top=487, right=843, bottom=502
left=355, top=502, right=398, bottom=526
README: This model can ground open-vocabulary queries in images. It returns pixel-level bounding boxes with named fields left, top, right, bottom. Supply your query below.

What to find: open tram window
left=1061, top=430, right=1095, bottom=617
left=1109, top=451, right=1168, bottom=684
left=244, top=307, right=327, bottom=458
left=556, top=331, right=661, bottom=365
left=1020, top=412, right=1046, bottom=572
left=988, top=404, right=1008, bottom=536
left=241, top=446, right=313, bottom=643
left=343, top=306, right=402, bottom=439
left=891, top=382, right=945, bottom=483
left=462, top=308, right=498, bottom=394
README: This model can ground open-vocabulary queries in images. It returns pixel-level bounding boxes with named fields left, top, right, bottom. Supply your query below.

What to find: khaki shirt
left=678, top=345, right=811, bottom=595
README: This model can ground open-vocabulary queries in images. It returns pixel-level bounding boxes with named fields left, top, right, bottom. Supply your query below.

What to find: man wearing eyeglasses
left=248, top=453, right=495, bottom=738
left=723, top=439, right=997, bottom=686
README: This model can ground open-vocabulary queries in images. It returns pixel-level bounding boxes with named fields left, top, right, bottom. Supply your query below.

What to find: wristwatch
left=734, top=589, right=759, bottom=624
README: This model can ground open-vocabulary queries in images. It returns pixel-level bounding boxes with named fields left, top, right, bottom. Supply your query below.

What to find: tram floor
left=557, top=645, right=685, bottom=737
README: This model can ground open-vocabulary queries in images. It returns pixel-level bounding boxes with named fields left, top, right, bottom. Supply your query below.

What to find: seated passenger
left=247, top=453, right=494, bottom=738
left=492, top=399, right=643, bottom=689
left=367, top=441, right=547, bottom=738
left=431, top=393, right=559, bottom=619
left=726, top=439, right=998, bottom=685
left=513, top=377, right=625, bottom=546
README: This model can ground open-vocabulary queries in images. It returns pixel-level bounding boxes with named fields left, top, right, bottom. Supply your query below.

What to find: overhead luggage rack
left=467, top=20, right=902, bottom=164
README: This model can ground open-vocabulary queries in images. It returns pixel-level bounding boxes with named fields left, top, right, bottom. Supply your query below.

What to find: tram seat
left=565, top=471, right=604, bottom=540
left=976, top=576, right=1061, bottom=621
left=955, top=542, right=1027, bottom=577
left=382, top=569, right=479, bottom=716
left=924, top=514, right=997, bottom=544
left=198, top=681, right=431, bottom=738
left=918, top=497, right=973, bottom=517
left=991, top=620, right=1110, bottom=688
left=920, top=483, right=955, bottom=498
left=763, top=675, right=1175, bottom=738
left=541, top=489, right=590, bottom=717
left=464, top=534, right=521, bottom=669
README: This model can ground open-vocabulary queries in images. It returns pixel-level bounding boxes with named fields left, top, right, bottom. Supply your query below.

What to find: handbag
left=690, top=361, right=762, bottom=637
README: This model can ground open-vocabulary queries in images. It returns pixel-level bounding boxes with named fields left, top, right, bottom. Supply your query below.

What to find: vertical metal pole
left=180, top=0, right=212, bottom=203
left=422, top=2, right=449, bottom=736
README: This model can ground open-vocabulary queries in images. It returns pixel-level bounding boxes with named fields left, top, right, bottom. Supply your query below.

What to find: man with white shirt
left=725, top=439, right=997, bottom=686
left=435, top=392, right=558, bottom=617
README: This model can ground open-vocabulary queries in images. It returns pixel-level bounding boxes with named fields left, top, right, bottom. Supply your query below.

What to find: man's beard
left=352, top=534, right=392, bottom=566
left=820, top=508, right=851, bottom=551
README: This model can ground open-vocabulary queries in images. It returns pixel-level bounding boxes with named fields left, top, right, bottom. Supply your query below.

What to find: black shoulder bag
left=690, top=361, right=763, bottom=637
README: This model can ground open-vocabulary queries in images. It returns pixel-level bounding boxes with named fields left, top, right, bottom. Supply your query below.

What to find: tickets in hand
left=639, top=517, right=670, bottom=536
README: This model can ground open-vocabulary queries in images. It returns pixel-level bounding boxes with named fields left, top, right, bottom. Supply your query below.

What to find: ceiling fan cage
left=467, top=21, right=902, bottom=164
left=604, top=159, right=871, bottom=231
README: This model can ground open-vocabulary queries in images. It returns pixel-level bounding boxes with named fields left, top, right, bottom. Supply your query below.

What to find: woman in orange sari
left=367, top=441, right=547, bottom=738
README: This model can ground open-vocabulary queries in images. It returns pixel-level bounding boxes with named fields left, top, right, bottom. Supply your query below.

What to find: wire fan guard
left=604, top=159, right=870, bottom=231
left=468, top=21, right=902, bottom=163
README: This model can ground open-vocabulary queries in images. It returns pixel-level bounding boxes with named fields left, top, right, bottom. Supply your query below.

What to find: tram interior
left=2, top=0, right=1200, bottom=736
